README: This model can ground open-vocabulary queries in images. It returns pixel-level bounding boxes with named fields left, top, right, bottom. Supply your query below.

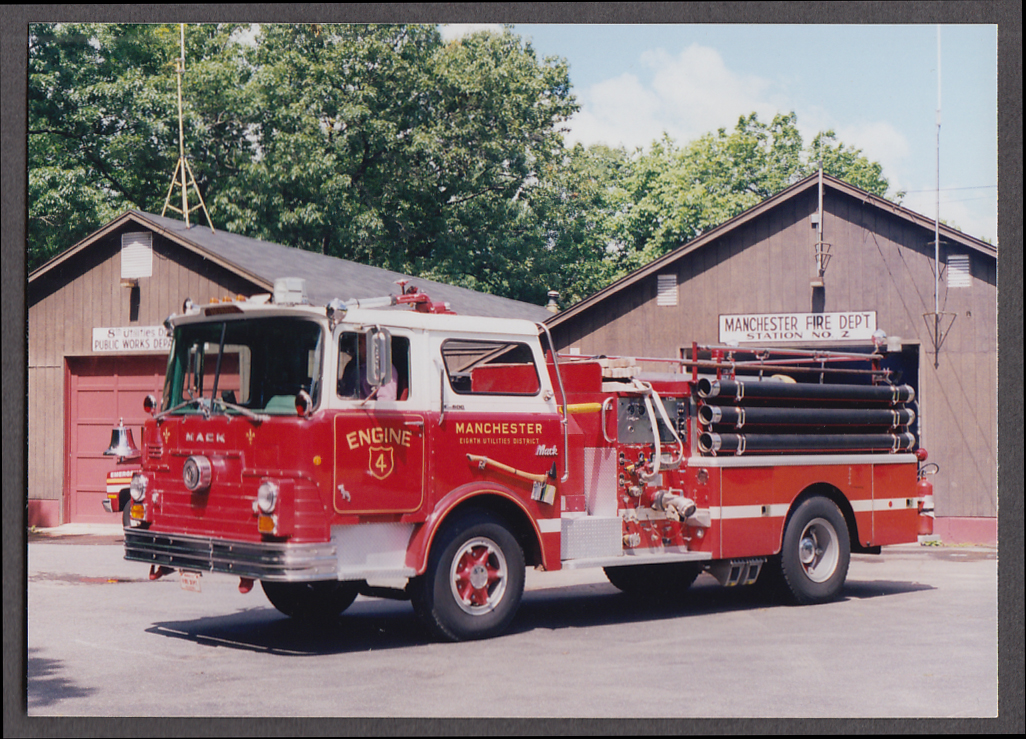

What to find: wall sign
left=719, top=311, right=877, bottom=344
left=92, top=326, right=172, bottom=353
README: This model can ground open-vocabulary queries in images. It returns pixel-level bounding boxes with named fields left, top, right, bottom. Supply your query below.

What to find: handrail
left=537, top=322, right=570, bottom=484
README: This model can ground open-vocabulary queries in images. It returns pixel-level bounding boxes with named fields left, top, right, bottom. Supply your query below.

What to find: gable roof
left=29, top=210, right=554, bottom=321
left=545, top=172, right=997, bottom=328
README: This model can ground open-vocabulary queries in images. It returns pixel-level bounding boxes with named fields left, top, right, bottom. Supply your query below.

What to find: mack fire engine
left=124, top=278, right=935, bottom=641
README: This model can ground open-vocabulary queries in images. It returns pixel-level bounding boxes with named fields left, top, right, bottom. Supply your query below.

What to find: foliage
left=229, top=24, right=579, bottom=304
left=599, top=112, right=894, bottom=274
left=28, top=26, right=894, bottom=309
left=28, top=23, right=253, bottom=269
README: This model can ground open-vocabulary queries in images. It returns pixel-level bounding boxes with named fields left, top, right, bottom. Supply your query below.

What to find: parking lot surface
left=22, top=526, right=1003, bottom=725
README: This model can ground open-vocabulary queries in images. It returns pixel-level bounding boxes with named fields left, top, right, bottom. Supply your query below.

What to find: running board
left=561, top=551, right=712, bottom=570
left=709, top=558, right=766, bottom=587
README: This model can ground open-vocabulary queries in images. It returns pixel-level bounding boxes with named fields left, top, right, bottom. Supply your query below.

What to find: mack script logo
left=185, top=432, right=226, bottom=444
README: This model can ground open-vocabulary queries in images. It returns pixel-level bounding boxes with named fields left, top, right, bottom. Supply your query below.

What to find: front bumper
left=124, top=529, right=338, bottom=581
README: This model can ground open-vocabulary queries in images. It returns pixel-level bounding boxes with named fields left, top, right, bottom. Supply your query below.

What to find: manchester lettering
left=722, top=314, right=799, bottom=333
left=455, top=422, right=542, bottom=436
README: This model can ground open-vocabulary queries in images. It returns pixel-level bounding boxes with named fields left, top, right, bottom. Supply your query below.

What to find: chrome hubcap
left=798, top=517, right=839, bottom=583
left=450, top=536, right=507, bottom=615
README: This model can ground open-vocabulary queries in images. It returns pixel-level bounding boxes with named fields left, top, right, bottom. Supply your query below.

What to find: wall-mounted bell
left=104, top=419, right=141, bottom=460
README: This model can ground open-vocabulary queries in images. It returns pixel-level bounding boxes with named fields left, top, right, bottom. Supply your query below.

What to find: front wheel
left=779, top=497, right=850, bottom=605
left=261, top=579, right=360, bottom=620
left=410, top=511, right=525, bottom=642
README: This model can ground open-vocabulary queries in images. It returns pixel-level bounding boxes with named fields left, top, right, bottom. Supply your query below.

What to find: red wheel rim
left=450, top=536, right=508, bottom=615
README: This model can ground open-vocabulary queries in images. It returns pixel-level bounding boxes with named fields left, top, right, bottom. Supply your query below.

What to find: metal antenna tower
left=923, top=25, right=956, bottom=369
left=161, top=23, right=214, bottom=231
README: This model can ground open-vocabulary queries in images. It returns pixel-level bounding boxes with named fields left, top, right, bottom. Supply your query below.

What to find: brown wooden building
left=28, top=210, right=552, bottom=527
left=546, top=173, right=997, bottom=543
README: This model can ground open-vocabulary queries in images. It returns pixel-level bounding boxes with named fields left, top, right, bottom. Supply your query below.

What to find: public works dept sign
left=92, top=326, right=173, bottom=353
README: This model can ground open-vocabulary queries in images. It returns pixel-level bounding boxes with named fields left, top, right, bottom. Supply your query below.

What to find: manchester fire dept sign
left=719, top=311, right=877, bottom=344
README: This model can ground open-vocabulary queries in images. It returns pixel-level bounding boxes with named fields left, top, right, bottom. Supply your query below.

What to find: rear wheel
left=779, top=497, right=850, bottom=604
left=604, top=562, right=701, bottom=601
left=410, top=510, right=525, bottom=641
left=261, top=579, right=360, bottom=620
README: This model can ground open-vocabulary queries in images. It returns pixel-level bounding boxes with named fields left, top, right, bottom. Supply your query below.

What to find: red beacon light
left=295, top=390, right=313, bottom=418
left=914, top=448, right=928, bottom=462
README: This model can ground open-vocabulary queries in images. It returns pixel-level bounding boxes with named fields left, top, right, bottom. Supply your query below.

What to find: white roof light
left=273, top=277, right=309, bottom=305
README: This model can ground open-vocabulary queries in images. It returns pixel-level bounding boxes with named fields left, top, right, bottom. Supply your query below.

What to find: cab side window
left=441, top=339, right=540, bottom=396
left=337, top=332, right=410, bottom=401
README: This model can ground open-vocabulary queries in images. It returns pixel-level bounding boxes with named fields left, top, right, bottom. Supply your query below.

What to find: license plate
left=179, top=570, right=202, bottom=592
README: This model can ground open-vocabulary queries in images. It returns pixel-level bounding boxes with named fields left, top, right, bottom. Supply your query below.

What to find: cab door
left=332, top=328, right=426, bottom=515
left=431, top=336, right=564, bottom=503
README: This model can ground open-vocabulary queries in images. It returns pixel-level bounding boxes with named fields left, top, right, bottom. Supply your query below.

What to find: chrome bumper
left=124, top=529, right=338, bottom=581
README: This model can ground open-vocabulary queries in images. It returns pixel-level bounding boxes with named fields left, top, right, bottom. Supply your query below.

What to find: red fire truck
left=124, top=278, right=934, bottom=641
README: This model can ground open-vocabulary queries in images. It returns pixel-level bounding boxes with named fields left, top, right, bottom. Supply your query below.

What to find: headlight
left=183, top=456, right=212, bottom=492
left=130, top=473, right=148, bottom=502
left=256, top=480, right=279, bottom=514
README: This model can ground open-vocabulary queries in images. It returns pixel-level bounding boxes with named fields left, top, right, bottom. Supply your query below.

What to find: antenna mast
left=161, top=23, right=214, bottom=232
left=923, top=25, right=955, bottom=369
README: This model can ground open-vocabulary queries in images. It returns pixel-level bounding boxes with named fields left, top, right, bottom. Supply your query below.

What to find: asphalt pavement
left=20, top=522, right=1012, bottom=729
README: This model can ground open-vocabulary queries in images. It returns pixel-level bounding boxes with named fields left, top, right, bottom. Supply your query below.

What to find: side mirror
left=366, top=327, right=393, bottom=388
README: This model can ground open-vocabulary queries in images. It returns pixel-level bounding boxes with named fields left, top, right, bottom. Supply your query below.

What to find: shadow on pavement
left=142, top=572, right=934, bottom=656
left=27, top=649, right=97, bottom=712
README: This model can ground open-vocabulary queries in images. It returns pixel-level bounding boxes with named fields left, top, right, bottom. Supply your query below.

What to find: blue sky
left=443, top=23, right=998, bottom=244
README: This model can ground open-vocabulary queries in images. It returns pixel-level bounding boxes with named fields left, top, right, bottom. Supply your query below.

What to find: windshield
left=162, top=317, right=323, bottom=415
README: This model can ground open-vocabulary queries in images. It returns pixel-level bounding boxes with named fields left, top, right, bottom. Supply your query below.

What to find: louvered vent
left=121, top=232, right=153, bottom=279
left=657, top=274, right=678, bottom=306
left=947, top=254, right=971, bottom=288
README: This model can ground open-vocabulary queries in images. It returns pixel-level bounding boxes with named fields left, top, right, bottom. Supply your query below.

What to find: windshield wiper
left=154, top=395, right=268, bottom=424
left=153, top=392, right=206, bottom=421
left=211, top=397, right=269, bottom=423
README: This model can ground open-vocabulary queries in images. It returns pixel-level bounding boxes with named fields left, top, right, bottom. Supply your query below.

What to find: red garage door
left=66, top=355, right=166, bottom=523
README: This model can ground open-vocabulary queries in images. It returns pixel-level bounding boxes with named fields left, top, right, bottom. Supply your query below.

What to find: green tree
left=29, top=27, right=894, bottom=310
left=28, top=23, right=255, bottom=270
left=232, top=24, right=578, bottom=305
left=604, top=112, right=894, bottom=273
left=525, top=143, right=634, bottom=305
left=412, top=28, right=580, bottom=302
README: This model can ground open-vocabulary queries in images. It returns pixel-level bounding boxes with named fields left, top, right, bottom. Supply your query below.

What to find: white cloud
left=569, top=73, right=665, bottom=150
left=566, top=44, right=783, bottom=150
left=439, top=24, right=504, bottom=42
left=565, top=42, right=916, bottom=186
left=834, top=121, right=911, bottom=183
left=645, top=45, right=779, bottom=138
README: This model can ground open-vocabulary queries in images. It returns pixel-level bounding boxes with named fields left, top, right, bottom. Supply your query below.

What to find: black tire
left=779, top=497, right=850, bottom=605
left=409, top=510, right=525, bottom=642
left=603, top=562, right=701, bottom=602
left=121, top=497, right=132, bottom=528
left=261, top=579, right=360, bottom=620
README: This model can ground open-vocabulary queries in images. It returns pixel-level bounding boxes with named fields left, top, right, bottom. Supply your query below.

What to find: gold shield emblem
left=368, top=445, right=395, bottom=480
